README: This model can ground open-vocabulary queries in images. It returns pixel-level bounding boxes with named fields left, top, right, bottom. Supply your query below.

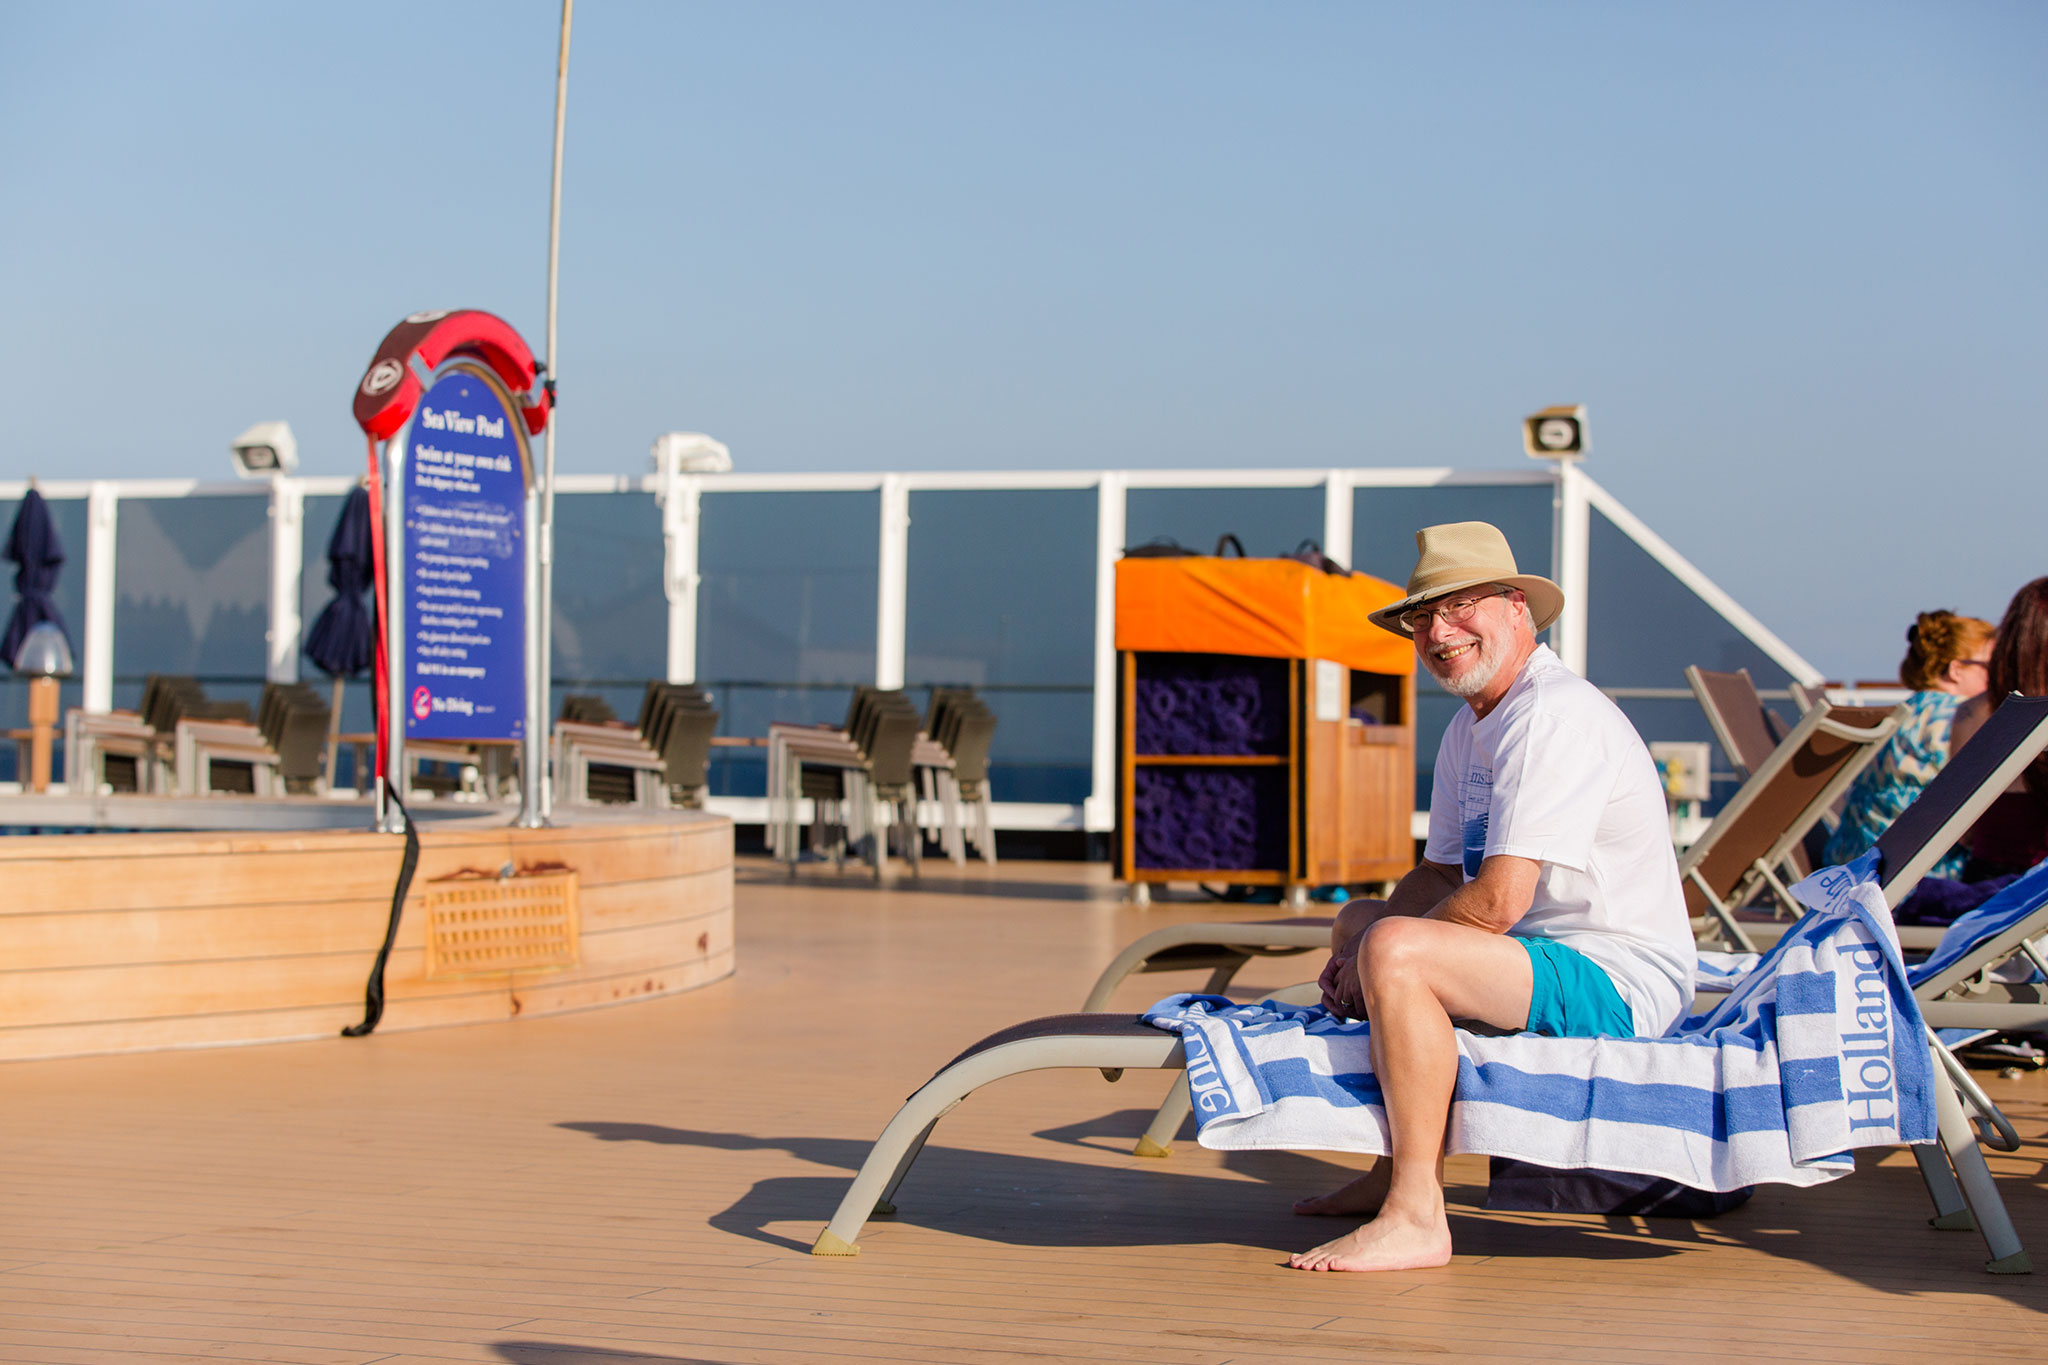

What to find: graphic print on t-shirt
left=1461, top=764, right=1493, bottom=879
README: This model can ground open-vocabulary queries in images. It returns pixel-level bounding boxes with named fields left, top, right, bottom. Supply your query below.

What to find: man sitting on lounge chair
left=1291, top=521, right=1695, bottom=1272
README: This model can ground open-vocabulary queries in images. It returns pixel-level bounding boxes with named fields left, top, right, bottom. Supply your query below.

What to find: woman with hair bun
left=1825, top=608, right=1994, bottom=875
left=1949, top=578, right=2048, bottom=878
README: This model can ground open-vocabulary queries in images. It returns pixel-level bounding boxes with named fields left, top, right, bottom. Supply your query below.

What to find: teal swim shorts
left=1516, top=935, right=1635, bottom=1039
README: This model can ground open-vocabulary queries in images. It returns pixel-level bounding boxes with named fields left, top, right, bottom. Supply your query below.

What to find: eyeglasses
left=1397, top=588, right=1513, bottom=634
left=1954, top=659, right=1990, bottom=670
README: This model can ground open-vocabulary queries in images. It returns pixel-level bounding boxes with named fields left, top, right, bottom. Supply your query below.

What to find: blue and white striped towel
left=1693, top=854, right=2048, bottom=996
left=1143, top=855, right=1936, bottom=1191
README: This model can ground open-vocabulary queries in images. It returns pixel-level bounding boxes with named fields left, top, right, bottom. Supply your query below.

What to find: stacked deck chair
left=1075, top=697, right=1902, bottom=1022
left=64, top=706, right=159, bottom=793
left=920, top=687, right=998, bottom=866
left=767, top=687, right=924, bottom=877
left=812, top=695, right=2048, bottom=1272
left=256, top=682, right=332, bottom=795
left=553, top=693, right=667, bottom=808
left=137, top=674, right=275, bottom=795
left=636, top=683, right=719, bottom=808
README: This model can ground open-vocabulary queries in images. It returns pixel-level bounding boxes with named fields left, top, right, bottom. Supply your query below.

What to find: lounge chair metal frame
left=1681, top=700, right=1900, bottom=952
left=814, top=696, right=2048, bottom=1273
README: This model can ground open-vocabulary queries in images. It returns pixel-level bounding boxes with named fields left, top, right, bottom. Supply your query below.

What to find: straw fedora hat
left=1367, top=521, right=1564, bottom=637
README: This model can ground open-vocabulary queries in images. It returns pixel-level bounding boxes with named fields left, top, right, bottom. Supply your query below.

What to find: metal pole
left=535, top=0, right=573, bottom=822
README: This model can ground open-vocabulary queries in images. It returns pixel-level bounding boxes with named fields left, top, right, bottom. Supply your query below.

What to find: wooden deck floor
left=1, top=856, right=2044, bottom=1364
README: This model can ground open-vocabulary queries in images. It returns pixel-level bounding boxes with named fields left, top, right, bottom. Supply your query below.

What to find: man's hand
left=1319, top=929, right=1367, bottom=1018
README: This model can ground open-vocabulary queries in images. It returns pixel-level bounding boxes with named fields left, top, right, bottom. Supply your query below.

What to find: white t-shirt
left=1424, top=645, right=1694, bottom=1036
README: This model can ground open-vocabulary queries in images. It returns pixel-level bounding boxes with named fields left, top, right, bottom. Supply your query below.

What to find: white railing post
left=267, top=477, right=304, bottom=684
left=1551, top=462, right=1591, bottom=676
left=1321, top=468, right=1353, bottom=569
left=660, top=473, right=702, bottom=684
left=82, top=482, right=118, bottom=713
left=1084, top=472, right=1127, bottom=833
left=875, top=474, right=909, bottom=690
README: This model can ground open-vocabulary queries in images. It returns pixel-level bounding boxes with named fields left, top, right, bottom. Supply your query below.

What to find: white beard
left=1425, top=638, right=1503, bottom=698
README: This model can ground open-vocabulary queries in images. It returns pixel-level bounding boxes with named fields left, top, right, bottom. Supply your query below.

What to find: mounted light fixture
left=1522, top=405, right=1586, bottom=461
left=650, top=432, right=733, bottom=476
left=230, top=421, right=299, bottom=478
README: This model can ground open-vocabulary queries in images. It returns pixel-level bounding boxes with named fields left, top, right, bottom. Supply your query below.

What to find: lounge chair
left=1711, top=857, right=2048, bottom=1159
left=1686, top=664, right=1796, bottom=779
left=1078, top=697, right=1901, bottom=1013
left=1681, top=700, right=1900, bottom=951
left=811, top=695, right=2048, bottom=1271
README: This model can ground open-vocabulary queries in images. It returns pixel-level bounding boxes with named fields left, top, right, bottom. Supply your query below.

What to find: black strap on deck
left=342, top=780, right=420, bottom=1038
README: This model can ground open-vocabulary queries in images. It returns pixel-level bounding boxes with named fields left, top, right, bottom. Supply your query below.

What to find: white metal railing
left=0, top=465, right=1821, bottom=829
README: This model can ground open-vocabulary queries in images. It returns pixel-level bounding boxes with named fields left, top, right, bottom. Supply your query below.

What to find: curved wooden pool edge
left=0, top=810, right=734, bottom=1063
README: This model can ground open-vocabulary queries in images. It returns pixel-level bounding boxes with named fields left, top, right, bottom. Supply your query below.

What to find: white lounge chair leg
left=1135, top=1074, right=1191, bottom=1158
left=813, top=1027, right=1184, bottom=1256
left=1932, top=1058, right=2030, bottom=1273
left=1915, top=1145, right=1974, bottom=1230
left=1132, top=981, right=1319, bottom=1158
left=1932, top=1032, right=2023, bottom=1152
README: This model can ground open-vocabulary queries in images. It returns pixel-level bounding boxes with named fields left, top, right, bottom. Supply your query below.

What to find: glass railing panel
left=112, top=494, right=270, bottom=714
left=1125, top=485, right=1324, bottom=560
left=698, top=490, right=880, bottom=796
left=548, top=491, right=667, bottom=721
left=1354, top=481, right=1556, bottom=805
left=1352, top=481, right=1554, bottom=589
left=905, top=488, right=1096, bottom=804
left=1586, top=507, right=1795, bottom=690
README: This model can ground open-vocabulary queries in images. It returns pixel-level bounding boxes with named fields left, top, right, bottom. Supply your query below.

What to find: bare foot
left=1287, top=1207, right=1453, bottom=1272
left=1292, top=1161, right=1390, bottom=1217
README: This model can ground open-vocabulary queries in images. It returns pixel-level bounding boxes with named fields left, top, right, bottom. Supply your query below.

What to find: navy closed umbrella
left=2, top=488, right=71, bottom=670
left=303, top=487, right=377, bottom=789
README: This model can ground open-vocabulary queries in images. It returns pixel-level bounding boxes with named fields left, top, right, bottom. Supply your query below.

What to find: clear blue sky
left=3, top=1, right=2042, bottom=679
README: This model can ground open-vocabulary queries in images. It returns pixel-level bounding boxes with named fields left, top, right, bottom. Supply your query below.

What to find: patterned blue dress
left=1824, top=690, right=1966, bottom=878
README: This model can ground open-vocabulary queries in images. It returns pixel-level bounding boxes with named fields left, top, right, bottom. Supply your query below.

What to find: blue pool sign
left=400, top=366, right=530, bottom=741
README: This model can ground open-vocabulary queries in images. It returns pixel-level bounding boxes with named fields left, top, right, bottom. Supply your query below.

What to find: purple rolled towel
left=1895, top=873, right=2019, bottom=926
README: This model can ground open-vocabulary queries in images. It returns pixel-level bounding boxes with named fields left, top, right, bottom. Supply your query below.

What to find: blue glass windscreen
left=112, top=494, right=270, bottom=714
left=905, top=489, right=1096, bottom=803
left=697, top=490, right=880, bottom=795
left=1124, top=486, right=1325, bottom=561
left=0, top=494, right=89, bottom=783
left=547, top=491, right=668, bottom=724
left=1588, top=506, right=1798, bottom=808
left=1353, top=482, right=1555, bottom=807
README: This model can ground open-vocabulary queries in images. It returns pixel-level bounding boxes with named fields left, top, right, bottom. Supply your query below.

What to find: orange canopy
left=1114, top=557, right=1414, bottom=676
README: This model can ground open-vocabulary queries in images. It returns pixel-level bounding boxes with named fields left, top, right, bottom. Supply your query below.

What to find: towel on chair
left=1143, top=856, right=1937, bottom=1192
left=1694, top=855, right=2048, bottom=998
